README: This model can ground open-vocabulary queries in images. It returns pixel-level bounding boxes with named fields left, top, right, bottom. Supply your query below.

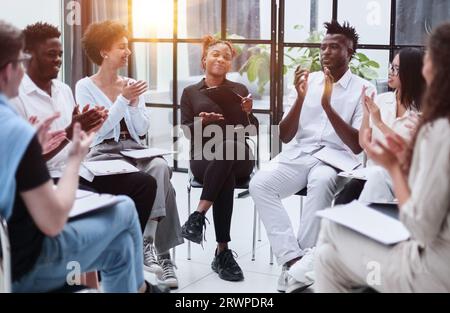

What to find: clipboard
left=82, top=160, right=140, bottom=177
left=316, top=201, right=410, bottom=245
left=121, top=148, right=177, bottom=160
left=69, top=191, right=121, bottom=219
left=201, top=86, right=249, bottom=125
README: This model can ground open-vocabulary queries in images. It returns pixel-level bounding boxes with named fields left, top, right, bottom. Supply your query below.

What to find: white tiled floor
left=144, top=172, right=311, bottom=293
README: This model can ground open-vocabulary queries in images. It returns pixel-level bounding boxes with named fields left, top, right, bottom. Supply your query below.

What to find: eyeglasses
left=0, top=53, right=32, bottom=70
left=388, top=63, right=400, bottom=76
left=15, top=53, right=32, bottom=69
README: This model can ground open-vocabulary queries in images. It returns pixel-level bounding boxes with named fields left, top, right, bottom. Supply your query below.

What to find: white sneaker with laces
left=286, top=247, right=315, bottom=293
left=143, top=239, right=163, bottom=275
left=158, top=258, right=179, bottom=289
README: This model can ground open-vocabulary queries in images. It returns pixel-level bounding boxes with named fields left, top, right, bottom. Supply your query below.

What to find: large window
left=130, top=0, right=275, bottom=170
left=128, top=0, right=448, bottom=171
left=0, top=0, right=64, bottom=78
left=0, top=0, right=62, bottom=29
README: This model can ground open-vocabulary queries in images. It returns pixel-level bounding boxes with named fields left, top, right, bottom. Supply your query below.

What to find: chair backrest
left=0, top=214, right=12, bottom=293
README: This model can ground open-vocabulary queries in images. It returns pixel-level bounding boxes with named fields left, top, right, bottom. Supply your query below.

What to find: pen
left=242, top=93, right=252, bottom=125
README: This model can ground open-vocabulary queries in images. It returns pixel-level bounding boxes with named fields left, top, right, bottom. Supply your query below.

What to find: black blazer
left=180, top=78, right=259, bottom=157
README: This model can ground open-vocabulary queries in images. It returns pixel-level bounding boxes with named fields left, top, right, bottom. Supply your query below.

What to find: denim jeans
left=12, top=196, right=145, bottom=293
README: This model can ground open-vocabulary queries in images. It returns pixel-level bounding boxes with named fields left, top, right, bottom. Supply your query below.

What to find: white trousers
left=249, top=152, right=338, bottom=266
left=359, top=166, right=395, bottom=203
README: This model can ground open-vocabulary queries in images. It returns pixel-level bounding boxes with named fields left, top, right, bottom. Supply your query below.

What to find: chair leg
left=252, top=205, right=257, bottom=261
left=172, top=247, right=176, bottom=262
left=270, top=246, right=274, bottom=265
left=258, top=215, right=262, bottom=242
left=300, top=196, right=304, bottom=222
left=187, top=185, right=191, bottom=261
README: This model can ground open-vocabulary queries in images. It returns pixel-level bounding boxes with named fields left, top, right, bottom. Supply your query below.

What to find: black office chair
left=186, top=136, right=259, bottom=260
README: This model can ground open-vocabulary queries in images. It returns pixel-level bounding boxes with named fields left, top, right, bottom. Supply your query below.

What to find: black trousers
left=191, top=140, right=254, bottom=243
left=78, top=172, right=157, bottom=232
left=334, top=178, right=366, bottom=205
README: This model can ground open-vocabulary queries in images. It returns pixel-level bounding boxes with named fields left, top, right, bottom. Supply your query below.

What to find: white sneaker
left=143, top=239, right=163, bottom=275
left=277, top=265, right=289, bottom=292
left=285, top=273, right=313, bottom=293
left=305, top=270, right=315, bottom=282
left=158, top=258, right=179, bottom=289
left=286, top=248, right=315, bottom=293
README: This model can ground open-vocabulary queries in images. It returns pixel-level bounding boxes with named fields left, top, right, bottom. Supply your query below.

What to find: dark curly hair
left=324, top=20, right=359, bottom=57
left=23, top=22, right=61, bottom=52
left=201, top=35, right=236, bottom=70
left=82, top=20, right=128, bottom=66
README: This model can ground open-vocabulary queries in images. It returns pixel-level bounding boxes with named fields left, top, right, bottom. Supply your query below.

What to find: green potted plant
left=239, top=26, right=380, bottom=96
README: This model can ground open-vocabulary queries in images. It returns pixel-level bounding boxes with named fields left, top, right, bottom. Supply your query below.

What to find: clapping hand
left=361, top=128, right=398, bottom=171
left=71, top=105, right=108, bottom=137
left=199, top=112, right=224, bottom=125
left=33, top=113, right=67, bottom=156
left=362, top=90, right=382, bottom=126
left=321, top=67, right=334, bottom=110
left=122, top=80, right=148, bottom=107
left=68, top=122, right=96, bottom=161
left=294, top=66, right=309, bottom=99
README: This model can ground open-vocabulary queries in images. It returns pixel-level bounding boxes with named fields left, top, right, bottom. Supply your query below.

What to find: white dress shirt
left=75, top=77, right=150, bottom=147
left=282, top=69, right=376, bottom=161
left=10, top=74, right=75, bottom=178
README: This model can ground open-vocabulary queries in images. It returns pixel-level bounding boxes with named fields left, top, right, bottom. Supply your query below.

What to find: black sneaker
left=181, top=212, right=208, bottom=244
left=211, top=249, right=244, bottom=282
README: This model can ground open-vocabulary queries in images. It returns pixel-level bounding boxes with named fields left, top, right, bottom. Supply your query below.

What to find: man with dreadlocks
left=249, top=20, right=376, bottom=293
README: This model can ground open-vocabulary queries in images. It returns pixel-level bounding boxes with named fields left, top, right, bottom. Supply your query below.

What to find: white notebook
left=80, top=160, right=139, bottom=182
left=70, top=190, right=120, bottom=219
left=121, top=148, right=176, bottom=160
left=313, top=147, right=361, bottom=172
left=316, top=201, right=410, bottom=245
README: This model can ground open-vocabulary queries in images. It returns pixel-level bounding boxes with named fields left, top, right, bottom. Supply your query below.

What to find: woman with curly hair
left=314, top=22, right=450, bottom=292
left=75, top=20, right=183, bottom=289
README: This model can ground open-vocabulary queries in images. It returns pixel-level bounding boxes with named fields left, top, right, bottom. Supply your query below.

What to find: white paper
left=76, top=189, right=93, bottom=199
left=316, top=201, right=410, bottom=245
left=82, top=160, right=139, bottom=177
left=70, top=192, right=120, bottom=218
left=313, top=147, right=361, bottom=172
left=79, top=164, right=95, bottom=182
left=120, top=148, right=176, bottom=160
left=338, top=167, right=368, bottom=180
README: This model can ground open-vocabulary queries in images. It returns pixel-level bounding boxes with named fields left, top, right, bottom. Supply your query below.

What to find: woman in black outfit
left=180, top=36, right=258, bottom=282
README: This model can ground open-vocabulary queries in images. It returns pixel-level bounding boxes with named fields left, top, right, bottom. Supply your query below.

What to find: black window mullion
left=221, top=0, right=227, bottom=39
left=127, top=0, right=134, bottom=77
left=389, top=0, right=397, bottom=61
left=332, top=0, right=338, bottom=20
left=173, top=0, right=179, bottom=170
